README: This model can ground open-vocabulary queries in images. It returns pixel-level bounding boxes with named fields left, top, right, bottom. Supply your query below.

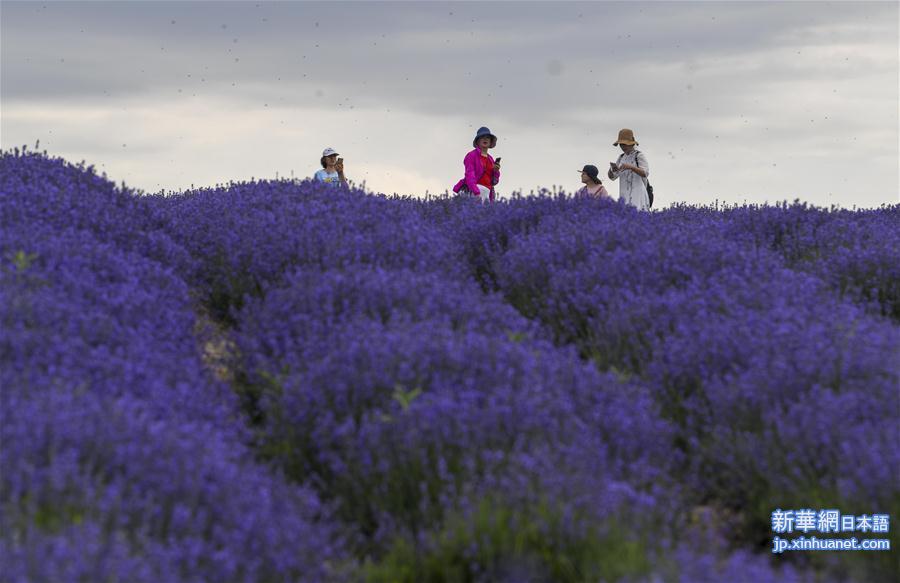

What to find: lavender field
left=2, top=149, right=898, bottom=582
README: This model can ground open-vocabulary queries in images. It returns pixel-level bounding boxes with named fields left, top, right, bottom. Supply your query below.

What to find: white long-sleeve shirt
left=609, top=150, right=650, bottom=210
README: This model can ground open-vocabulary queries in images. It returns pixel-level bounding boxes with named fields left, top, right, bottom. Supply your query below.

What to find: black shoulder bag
left=633, top=150, right=654, bottom=208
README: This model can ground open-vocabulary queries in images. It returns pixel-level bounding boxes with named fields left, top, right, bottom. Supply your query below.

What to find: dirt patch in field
left=194, top=306, right=237, bottom=384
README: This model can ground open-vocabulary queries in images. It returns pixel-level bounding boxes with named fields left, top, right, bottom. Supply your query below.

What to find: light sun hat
left=613, top=129, right=638, bottom=146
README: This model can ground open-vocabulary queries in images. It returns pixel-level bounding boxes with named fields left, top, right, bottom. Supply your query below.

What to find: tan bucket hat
left=613, top=128, right=638, bottom=146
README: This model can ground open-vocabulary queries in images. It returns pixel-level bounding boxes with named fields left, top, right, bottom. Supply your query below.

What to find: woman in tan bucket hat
left=607, top=128, right=651, bottom=210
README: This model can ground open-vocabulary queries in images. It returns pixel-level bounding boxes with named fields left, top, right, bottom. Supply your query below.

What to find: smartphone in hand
left=495, top=157, right=502, bottom=164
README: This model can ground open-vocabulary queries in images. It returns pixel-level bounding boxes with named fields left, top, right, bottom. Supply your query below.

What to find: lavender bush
left=671, top=202, right=900, bottom=320
left=488, top=197, right=899, bottom=580
left=235, top=267, right=678, bottom=558
left=1, top=149, right=195, bottom=276
left=148, top=179, right=463, bottom=320
left=1, top=154, right=346, bottom=582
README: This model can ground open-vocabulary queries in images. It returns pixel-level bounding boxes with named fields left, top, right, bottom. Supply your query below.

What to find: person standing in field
left=607, top=129, right=650, bottom=210
left=574, top=165, right=610, bottom=199
left=314, top=147, right=349, bottom=187
left=452, top=126, right=501, bottom=204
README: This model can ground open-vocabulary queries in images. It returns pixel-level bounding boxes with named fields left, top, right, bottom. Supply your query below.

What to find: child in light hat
left=314, top=147, right=349, bottom=187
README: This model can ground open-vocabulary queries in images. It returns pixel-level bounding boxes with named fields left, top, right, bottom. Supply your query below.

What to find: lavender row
left=422, top=194, right=899, bottom=322
left=482, top=198, right=899, bottom=579
left=0, top=149, right=195, bottom=277
left=234, top=264, right=710, bottom=580
left=225, top=192, right=812, bottom=579
left=175, top=181, right=669, bottom=578
left=1, top=154, right=346, bottom=581
left=682, top=202, right=900, bottom=321
left=147, top=179, right=464, bottom=320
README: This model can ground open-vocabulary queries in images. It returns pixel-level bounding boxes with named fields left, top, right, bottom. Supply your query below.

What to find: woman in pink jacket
left=452, top=126, right=501, bottom=203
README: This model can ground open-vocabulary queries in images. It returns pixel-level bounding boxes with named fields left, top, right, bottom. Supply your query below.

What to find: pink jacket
left=452, top=148, right=500, bottom=201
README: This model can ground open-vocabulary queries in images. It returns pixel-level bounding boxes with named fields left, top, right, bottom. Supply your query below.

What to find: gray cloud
left=5, top=2, right=895, bottom=108
left=2, top=1, right=897, bottom=206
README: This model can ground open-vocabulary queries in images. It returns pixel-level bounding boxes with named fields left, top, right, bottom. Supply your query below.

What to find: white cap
left=322, top=147, right=339, bottom=157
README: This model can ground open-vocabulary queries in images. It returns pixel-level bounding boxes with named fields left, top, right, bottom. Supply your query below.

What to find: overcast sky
left=2, top=1, right=898, bottom=207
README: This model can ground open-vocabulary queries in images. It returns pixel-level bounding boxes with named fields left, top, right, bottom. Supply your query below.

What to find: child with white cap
left=314, top=147, right=349, bottom=187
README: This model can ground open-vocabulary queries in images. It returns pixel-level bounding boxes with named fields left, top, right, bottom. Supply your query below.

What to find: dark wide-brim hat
left=613, top=128, right=638, bottom=146
left=473, top=126, right=498, bottom=148
left=578, top=165, right=600, bottom=182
